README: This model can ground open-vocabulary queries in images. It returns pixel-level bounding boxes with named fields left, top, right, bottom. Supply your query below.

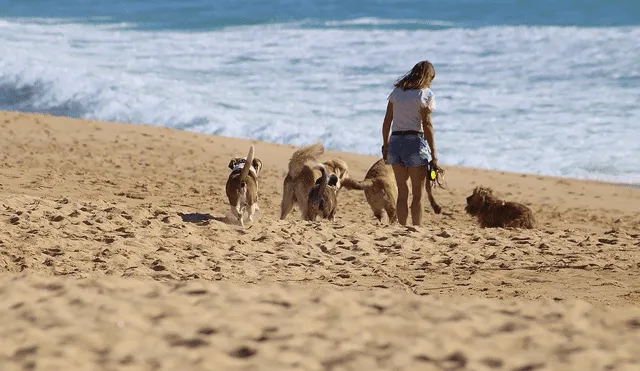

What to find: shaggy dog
left=465, top=186, right=535, bottom=229
left=305, top=164, right=341, bottom=221
left=279, top=142, right=349, bottom=220
left=225, top=145, right=263, bottom=227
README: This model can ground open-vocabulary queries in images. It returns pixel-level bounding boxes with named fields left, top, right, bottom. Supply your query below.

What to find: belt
left=391, top=130, right=423, bottom=136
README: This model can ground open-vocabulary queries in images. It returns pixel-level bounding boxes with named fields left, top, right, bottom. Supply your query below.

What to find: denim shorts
left=385, top=133, right=432, bottom=167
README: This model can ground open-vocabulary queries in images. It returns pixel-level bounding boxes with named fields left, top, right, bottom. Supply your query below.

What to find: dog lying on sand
left=225, top=145, right=263, bottom=227
left=465, top=186, right=535, bottom=229
left=280, top=142, right=349, bottom=220
left=305, top=164, right=341, bottom=221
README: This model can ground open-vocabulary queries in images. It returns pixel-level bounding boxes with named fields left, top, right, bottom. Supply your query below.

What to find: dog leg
left=300, top=199, right=312, bottom=221
left=235, top=203, right=246, bottom=227
left=371, top=205, right=384, bottom=223
left=328, top=209, right=336, bottom=221
left=280, top=189, right=294, bottom=220
left=305, top=206, right=317, bottom=222
left=384, top=204, right=397, bottom=224
left=230, top=205, right=243, bottom=227
left=247, top=203, right=258, bottom=222
left=373, top=211, right=384, bottom=223
left=307, top=208, right=315, bottom=222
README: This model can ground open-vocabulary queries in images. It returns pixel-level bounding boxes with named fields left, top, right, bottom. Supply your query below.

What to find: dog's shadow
left=178, top=212, right=252, bottom=226
left=178, top=212, right=224, bottom=224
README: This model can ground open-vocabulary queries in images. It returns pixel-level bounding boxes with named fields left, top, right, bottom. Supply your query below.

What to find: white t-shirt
left=387, top=87, right=436, bottom=132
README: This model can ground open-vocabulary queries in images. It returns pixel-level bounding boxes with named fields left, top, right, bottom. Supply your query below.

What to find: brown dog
left=341, top=158, right=398, bottom=223
left=225, top=145, right=263, bottom=227
left=342, top=159, right=443, bottom=223
left=305, top=164, right=341, bottom=221
left=465, top=186, right=535, bottom=229
left=280, top=142, right=349, bottom=220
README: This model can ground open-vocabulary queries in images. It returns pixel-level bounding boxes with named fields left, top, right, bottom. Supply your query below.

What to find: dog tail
left=341, top=177, right=374, bottom=191
left=287, top=142, right=324, bottom=178
left=238, top=145, right=255, bottom=183
left=314, top=163, right=328, bottom=202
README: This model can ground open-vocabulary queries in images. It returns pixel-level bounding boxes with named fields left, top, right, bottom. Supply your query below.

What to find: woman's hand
left=431, top=155, right=438, bottom=168
left=382, top=144, right=389, bottom=160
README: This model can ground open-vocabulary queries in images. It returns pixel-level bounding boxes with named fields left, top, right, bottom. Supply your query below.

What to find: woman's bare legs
left=391, top=164, right=409, bottom=225
left=408, top=166, right=428, bottom=226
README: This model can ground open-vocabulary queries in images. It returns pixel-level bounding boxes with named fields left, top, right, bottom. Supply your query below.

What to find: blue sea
left=1, top=0, right=639, bottom=183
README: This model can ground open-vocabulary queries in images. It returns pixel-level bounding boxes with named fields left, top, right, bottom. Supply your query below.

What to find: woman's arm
left=382, top=101, right=393, bottom=149
left=421, top=106, right=438, bottom=165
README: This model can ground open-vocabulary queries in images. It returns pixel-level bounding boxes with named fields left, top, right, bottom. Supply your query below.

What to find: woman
left=381, top=60, right=438, bottom=226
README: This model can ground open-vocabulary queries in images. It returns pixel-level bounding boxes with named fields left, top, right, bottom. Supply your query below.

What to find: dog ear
left=228, top=158, right=238, bottom=170
left=252, top=158, right=263, bottom=175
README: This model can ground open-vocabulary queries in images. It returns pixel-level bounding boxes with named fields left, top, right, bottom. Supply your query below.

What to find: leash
left=427, top=161, right=447, bottom=189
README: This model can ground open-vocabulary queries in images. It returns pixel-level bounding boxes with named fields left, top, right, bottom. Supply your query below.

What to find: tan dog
left=225, top=145, right=263, bottom=227
left=465, top=186, right=535, bottom=229
left=341, top=158, right=398, bottom=223
left=342, top=159, right=443, bottom=223
left=279, top=142, right=349, bottom=220
left=305, top=164, right=341, bottom=221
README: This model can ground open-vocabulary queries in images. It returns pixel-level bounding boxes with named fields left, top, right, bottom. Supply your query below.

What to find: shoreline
left=2, top=110, right=636, bottom=188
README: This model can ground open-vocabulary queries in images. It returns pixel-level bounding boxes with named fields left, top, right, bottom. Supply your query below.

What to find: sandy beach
left=1, top=110, right=640, bottom=370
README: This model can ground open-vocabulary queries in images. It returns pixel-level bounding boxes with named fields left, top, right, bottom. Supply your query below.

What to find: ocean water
left=1, top=0, right=639, bottom=183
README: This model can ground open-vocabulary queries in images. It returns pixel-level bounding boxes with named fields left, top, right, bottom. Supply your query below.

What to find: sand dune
left=1, top=111, right=639, bottom=370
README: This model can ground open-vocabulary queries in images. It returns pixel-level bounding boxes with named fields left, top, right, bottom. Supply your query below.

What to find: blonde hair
left=394, top=60, right=436, bottom=90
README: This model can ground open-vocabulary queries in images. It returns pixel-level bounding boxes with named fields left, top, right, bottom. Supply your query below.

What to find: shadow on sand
left=178, top=212, right=237, bottom=225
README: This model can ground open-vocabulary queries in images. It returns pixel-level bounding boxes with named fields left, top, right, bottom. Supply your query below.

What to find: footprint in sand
left=436, top=230, right=452, bottom=238
left=598, top=238, right=618, bottom=245
left=150, top=260, right=167, bottom=271
left=165, top=334, right=209, bottom=348
left=50, top=215, right=64, bottom=222
left=229, top=346, right=257, bottom=358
